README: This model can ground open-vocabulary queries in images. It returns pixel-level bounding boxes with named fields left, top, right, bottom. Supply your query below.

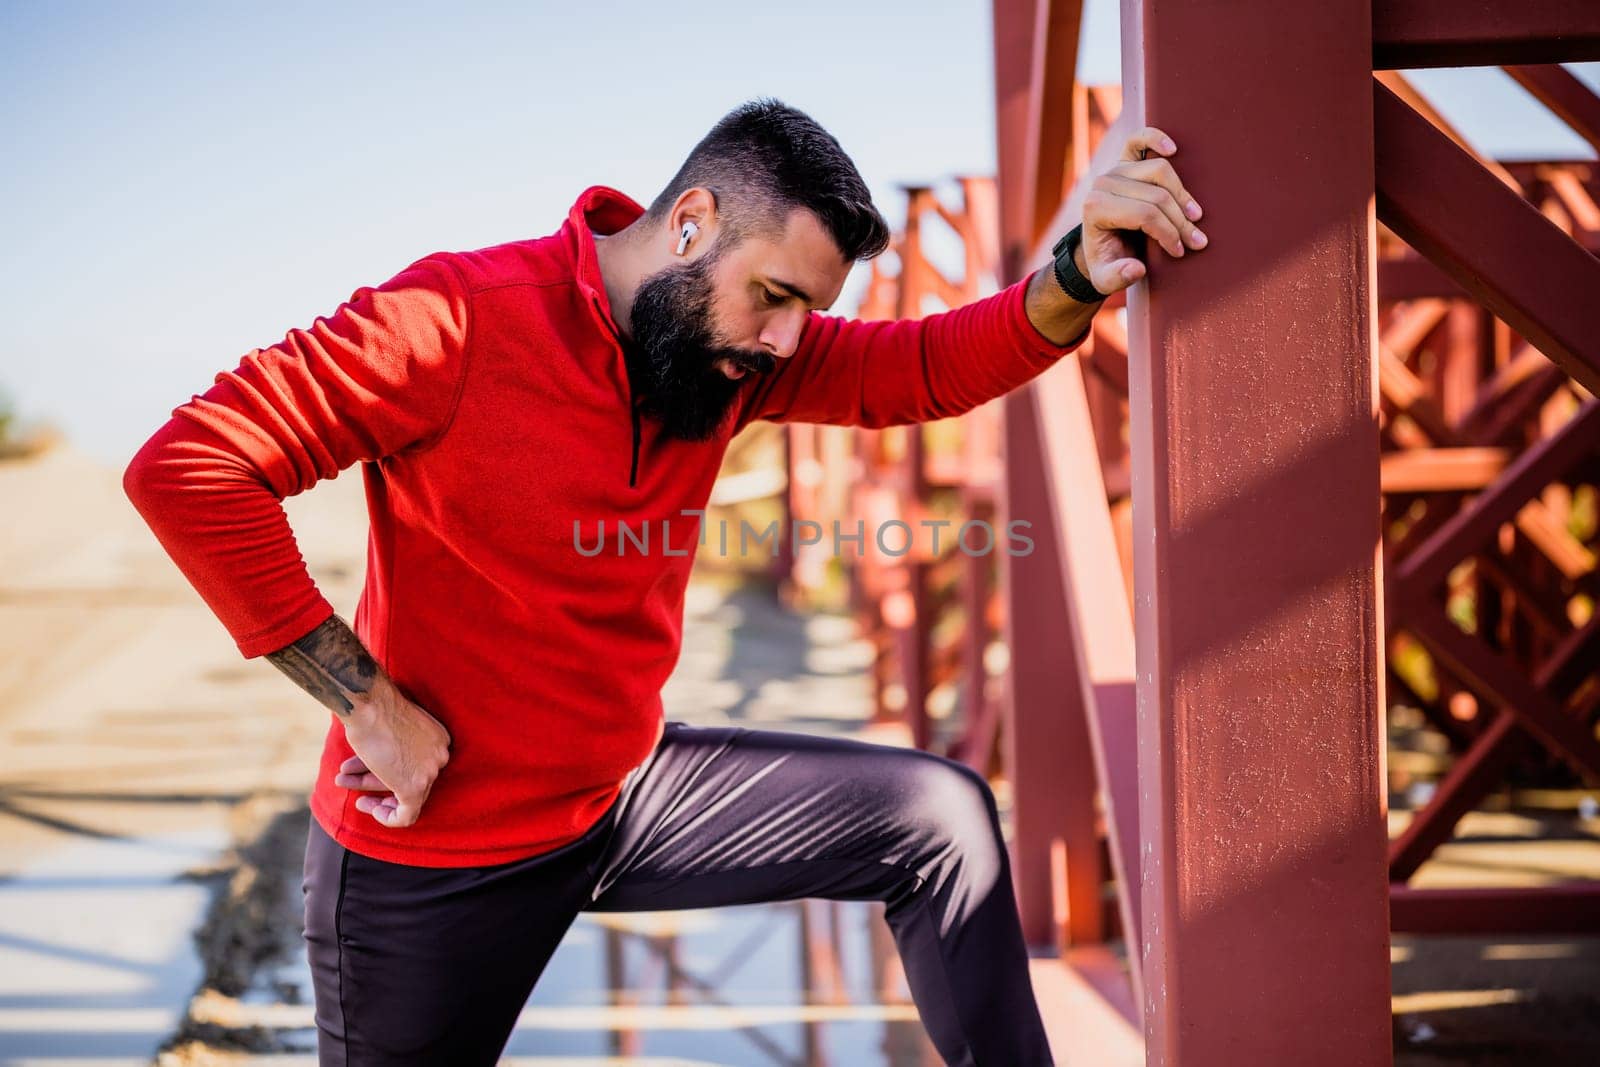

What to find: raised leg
left=585, top=720, right=1055, bottom=1067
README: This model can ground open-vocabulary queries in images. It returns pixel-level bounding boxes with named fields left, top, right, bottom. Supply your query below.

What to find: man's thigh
left=302, top=810, right=616, bottom=1066
left=585, top=719, right=1001, bottom=913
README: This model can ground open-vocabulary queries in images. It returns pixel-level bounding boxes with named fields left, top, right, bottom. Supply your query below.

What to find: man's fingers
left=1097, top=174, right=1206, bottom=255
left=360, top=795, right=419, bottom=828
left=334, top=770, right=387, bottom=791
left=353, top=784, right=430, bottom=828
left=354, top=793, right=419, bottom=828
left=1115, top=157, right=1203, bottom=222
left=387, top=799, right=423, bottom=828
left=336, top=754, right=386, bottom=791
left=1088, top=191, right=1186, bottom=258
left=1123, top=126, right=1177, bottom=163
left=354, top=793, right=396, bottom=820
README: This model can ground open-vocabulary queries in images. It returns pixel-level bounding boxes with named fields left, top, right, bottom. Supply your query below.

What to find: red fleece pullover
left=123, top=184, right=1089, bottom=867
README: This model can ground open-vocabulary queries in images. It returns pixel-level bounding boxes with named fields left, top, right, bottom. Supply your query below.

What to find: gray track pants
left=302, top=719, right=1057, bottom=1066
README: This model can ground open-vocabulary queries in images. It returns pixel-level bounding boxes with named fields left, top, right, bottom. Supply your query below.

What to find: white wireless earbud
left=675, top=221, right=699, bottom=255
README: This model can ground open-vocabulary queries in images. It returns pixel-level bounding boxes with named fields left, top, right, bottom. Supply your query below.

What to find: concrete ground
left=0, top=446, right=344, bottom=1066
left=1389, top=807, right=1600, bottom=1067
left=2, top=444, right=1598, bottom=1066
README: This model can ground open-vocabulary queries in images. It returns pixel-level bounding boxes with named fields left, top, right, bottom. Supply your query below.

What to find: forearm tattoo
left=265, top=614, right=380, bottom=721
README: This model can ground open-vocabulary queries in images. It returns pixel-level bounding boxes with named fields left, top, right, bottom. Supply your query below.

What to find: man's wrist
left=346, top=679, right=389, bottom=718
left=1049, top=223, right=1109, bottom=308
left=1024, top=266, right=1099, bottom=347
left=265, top=612, right=385, bottom=724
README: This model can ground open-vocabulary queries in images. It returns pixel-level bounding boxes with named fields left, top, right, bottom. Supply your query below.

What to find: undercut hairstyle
left=647, top=98, right=892, bottom=263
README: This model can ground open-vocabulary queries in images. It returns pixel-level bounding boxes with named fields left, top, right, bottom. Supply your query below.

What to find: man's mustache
left=729, top=350, right=777, bottom=375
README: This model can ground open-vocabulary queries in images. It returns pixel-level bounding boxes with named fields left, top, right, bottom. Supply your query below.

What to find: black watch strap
left=1050, top=223, right=1108, bottom=304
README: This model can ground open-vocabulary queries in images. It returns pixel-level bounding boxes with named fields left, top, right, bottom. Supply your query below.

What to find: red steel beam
left=1405, top=610, right=1600, bottom=783
left=1505, top=63, right=1600, bottom=155
left=1465, top=364, right=1571, bottom=447
left=1461, top=345, right=1559, bottom=437
left=1020, top=0, right=1085, bottom=255
left=1377, top=257, right=1470, bottom=300
left=1374, top=81, right=1600, bottom=396
left=1545, top=612, right=1600, bottom=697
left=1389, top=609, right=1600, bottom=881
left=1119, top=0, right=1392, bottom=1063
left=1375, top=70, right=1522, bottom=193
left=1391, top=401, right=1600, bottom=599
left=1000, top=391, right=1108, bottom=953
left=1390, top=883, right=1600, bottom=934
left=994, top=0, right=1042, bottom=284
left=1476, top=552, right=1577, bottom=642
left=1387, top=711, right=1529, bottom=882
left=1030, top=356, right=1144, bottom=992
left=1372, top=0, right=1600, bottom=68
left=1002, top=63, right=1145, bottom=979
left=1086, top=317, right=1130, bottom=396
left=1379, top=448, right=1510, bottom=492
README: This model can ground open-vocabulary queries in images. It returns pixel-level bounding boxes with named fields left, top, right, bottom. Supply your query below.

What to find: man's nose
left=758, top=312, right=806, bottom=361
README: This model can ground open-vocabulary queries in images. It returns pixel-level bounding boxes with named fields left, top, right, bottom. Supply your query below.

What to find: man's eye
left=759, top=287, right=785, bottom=306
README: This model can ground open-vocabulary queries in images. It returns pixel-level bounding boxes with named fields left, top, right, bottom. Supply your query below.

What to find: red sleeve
left=122, top=254, right=472, bottom=658
left=732, top=272, right=1091, bottom=430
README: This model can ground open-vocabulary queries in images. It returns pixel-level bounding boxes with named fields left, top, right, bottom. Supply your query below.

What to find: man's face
left=625, top=207, right=852, bottom=441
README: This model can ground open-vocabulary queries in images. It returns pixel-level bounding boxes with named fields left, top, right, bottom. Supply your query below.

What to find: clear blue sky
left=2, top=1, right=1595, bottom=465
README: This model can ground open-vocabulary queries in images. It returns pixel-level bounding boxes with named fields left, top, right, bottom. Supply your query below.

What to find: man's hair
left=646, top=98, right=891, bottom=262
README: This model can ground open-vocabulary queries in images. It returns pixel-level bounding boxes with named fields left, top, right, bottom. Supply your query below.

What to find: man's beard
left=623, top=249, right=776, bottom=441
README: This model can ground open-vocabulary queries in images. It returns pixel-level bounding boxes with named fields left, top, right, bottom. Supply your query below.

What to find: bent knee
left=901, top=756, right=1003, bottom=858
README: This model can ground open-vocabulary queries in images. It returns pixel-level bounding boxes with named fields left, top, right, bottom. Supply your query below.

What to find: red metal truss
left=1392, top=403, right=1600, bottom=604
left=1375, top=80, right=1600, bottom=395
left=757, top=3, right=1600, bottom=1060
left=988, top=0, right=1600, bottom=1062
left=1005, top=343, right=1144, bottom=980
left=1020, top=0, right=1084, bottom=254
left=1389, top=882, right=1600, bottom=934
left=1372, top=0, right=1600, bottom=68
left=1506, top=63, right=1600, bottom=154
left=1002, top=92, right=1136, bottom=964
left=1389, top=611, right=1600, bottom=886
left=1000, top=389, right=1114, bottom=954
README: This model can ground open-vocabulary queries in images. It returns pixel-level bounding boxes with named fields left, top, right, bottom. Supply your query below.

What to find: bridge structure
left=772, top=2, right=1600, bottom=1062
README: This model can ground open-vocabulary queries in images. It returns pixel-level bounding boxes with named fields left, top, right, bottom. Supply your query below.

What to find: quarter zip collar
left=564, top=184, right=650, bottom=488
left=567, top=183, right=644, bottom=338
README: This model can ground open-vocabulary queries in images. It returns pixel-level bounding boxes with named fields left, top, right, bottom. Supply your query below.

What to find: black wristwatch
left=1050, top=223, right=1109, bottom=305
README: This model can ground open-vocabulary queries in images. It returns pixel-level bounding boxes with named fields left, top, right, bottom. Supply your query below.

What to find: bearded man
left=124, top=98, right=1207, bottom=1066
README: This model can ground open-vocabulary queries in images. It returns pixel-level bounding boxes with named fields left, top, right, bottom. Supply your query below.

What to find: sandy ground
left=3, top=443, right=1599, bottom=1066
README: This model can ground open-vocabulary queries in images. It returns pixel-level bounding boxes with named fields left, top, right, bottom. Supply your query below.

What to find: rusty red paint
left=1118, top=0, right=1393, bottom=1062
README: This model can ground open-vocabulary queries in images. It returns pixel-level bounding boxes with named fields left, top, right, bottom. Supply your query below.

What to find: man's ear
left=668, top=186, right=719, bottom=255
